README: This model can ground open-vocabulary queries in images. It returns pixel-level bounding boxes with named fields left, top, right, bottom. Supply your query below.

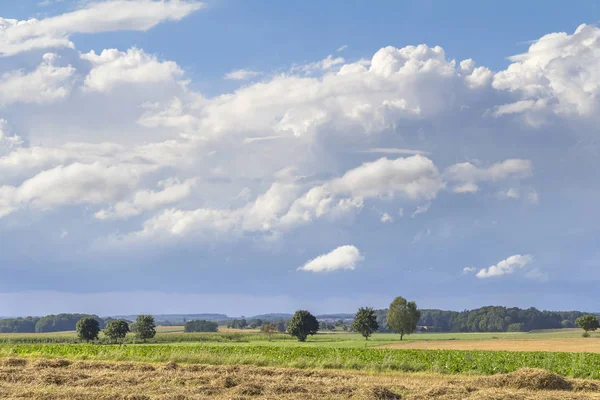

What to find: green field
left=2, top=342, right=600, bottom=379
left=0, top=327, right=591, bottom=346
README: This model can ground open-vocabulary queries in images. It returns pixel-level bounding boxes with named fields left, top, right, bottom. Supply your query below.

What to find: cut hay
left=480, top=368, right=572, bottom=391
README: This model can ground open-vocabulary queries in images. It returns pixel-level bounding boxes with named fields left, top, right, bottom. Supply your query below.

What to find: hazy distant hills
left=107, top=313, right=356, bottom=323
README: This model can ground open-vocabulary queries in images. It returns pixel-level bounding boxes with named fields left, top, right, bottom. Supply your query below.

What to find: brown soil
left=377, top=338, right=600, bottom=353
left=1, top=358, right=600, bottom=399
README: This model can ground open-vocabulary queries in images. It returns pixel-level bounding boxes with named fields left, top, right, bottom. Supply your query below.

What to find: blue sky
left=0, top=0, right=599, bottom=317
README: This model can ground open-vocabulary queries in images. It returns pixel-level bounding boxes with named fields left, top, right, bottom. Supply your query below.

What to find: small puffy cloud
left=224, top=69, right=260, bottom=80
left=526, top=190, right=540, bottom=205
left=337, top=45, right=348, bottom=52
left=475, top=254, right=534, bottom=279
left=497, top=188, right=520, bottom=200
left=463, top=267, right=476, bottom=274
left=297, top=245, right=363, bottom=273
left=0, top=53, right=74, bottom=105
left=380, top=213, right=393, bottom=223
left=81, top=48, right=184, bottom=92
left=0, top=0, right=204, bottom=56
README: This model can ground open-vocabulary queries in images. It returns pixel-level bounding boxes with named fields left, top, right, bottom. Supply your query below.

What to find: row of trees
left=184, top=320, right=218, bottom=333
left=286, top=296, right=421, bottom=342
left=373, top=306, right=593, bottom=333
left=76, top=315, right=156, bottom=343
left=0, top=314, right=106, bottom=333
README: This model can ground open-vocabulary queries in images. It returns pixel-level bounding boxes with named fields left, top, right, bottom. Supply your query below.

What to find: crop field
left=1, top=329, right=599, bottom=399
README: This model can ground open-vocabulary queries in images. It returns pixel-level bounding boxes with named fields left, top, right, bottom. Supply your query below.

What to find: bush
left=507, top=323, right=525, bottom=332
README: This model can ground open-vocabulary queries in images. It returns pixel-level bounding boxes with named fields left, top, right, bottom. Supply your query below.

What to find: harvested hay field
left=1, top=358, right=600, bottom=399
left=377, top=338, right=600, bottom=353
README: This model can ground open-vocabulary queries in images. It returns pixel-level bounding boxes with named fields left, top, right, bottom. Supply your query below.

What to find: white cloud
left=463, top=267, right=476, bottom=274
left=337, top=45, right=348, bottom=52
left=224, top=69, right=260, bottom=80
left=445, top=159, right=533, bottom=193
left=492, top=24, right=600, bottom=120
left=0, top=0, right=204, bottom=56
left=297, top=245, right=363, bottom=272
left=0, top=53, right=74, bottom=105
left=95, top=178, right=196, bottom=220
left=292, top=55, right=345, bottom=74
left=526, top=190, right=540, bottom=205
left=0, top=162, right=152, bottom=217
left=81, top=48, right=184, bottom=92
left=475, top=254, right=534, bottom=278
left=380, top=213, right=393, bottom=223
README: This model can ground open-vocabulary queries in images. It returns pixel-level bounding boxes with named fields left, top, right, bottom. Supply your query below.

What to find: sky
left=0, top=0, right=599, bottom=317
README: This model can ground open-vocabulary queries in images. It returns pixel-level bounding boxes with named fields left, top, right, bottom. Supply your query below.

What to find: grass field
left=1, top=328, right=599, bottom=399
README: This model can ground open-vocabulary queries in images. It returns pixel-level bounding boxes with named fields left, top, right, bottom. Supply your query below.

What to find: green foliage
left=260, top=323, right=278, bottom=341
left=561, top=319, right=575, bottom=328
left=184, top=320, right=218, bottom=333
left=576, top=315, right=599, bottom=333
left=507, top=323, right=524, bottom=332
left=4, top=343, right=600, bottom=379
left=352, top=307, right=379, bottom=340
left=132, top=315, right=156, bottom=342
left=227, top=319, right=248, bottom=329
left=386, top=296, right=420, bottom=340
left=103, top=319, right=130, bottom=343
left=76, top=318, right=100, bottom=342
left=287, top=310, right=319, bottom=342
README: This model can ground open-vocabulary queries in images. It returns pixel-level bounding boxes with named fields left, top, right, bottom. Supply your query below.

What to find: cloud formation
left=0, top=0, right=204, bottom=56
left=298, top=245, right=364, bottom=272
left=474, top=254, right=534, bottom=278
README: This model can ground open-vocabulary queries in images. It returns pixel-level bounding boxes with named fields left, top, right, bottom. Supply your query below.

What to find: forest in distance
left=0, top=305, right=597, bottom=334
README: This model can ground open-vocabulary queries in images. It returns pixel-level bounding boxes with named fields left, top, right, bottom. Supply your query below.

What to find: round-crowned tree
left=287, top=310, right=319, bottom=342
left=104, top=319, right=130, bottom=343
left=386, top=296, right=421, bottom=341
left=352, top=307, right=379, bottom=341
left=132, top=315, right=156, bottom=342
left=576, top=315, right=599, bottom=336
left=76, top=317, right=100, bottom=342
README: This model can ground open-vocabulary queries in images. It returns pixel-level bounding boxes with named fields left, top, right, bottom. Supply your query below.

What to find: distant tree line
left=374, top=306, right=592, bottom=333
left=184, top=320, right=218, bottom=333
left=226, top=318, right=287, bottom=332
left=0, top=314, right=105, bottom=333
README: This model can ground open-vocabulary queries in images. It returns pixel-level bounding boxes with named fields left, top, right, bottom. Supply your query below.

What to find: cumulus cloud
left=475, top=254, right=534, bottom=278
left=492, top=24, right=600, bottom=120
left=0, top=0, right=204, bottom=56
left=81, top=48, right=184, bottom=92
left=0, top=162, right=153, bottom=217
left=462, top=267, right=476, bottom=274
left=224, top=69, right=260, bottom=80
left=0, top=53, right=74, bottom=105
left=297, top=245, right=363, bottom=272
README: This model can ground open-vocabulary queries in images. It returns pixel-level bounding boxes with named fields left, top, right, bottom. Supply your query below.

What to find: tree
left=386, top=296, right=421, bottom=340
left=104, top=319, right=130, bottom=343
left=287, top=310, right=319, bottom=342
left=260, top=323, right=278, bottom=341
left=576, top=315, right=599, bottom=335
left=76, top=317, right=100, bottom=341
left=132, top=315, right=156, bottom=342
left=352, top=307, right=379, bottom=341
left=561, top=319, right=574, bottom=329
